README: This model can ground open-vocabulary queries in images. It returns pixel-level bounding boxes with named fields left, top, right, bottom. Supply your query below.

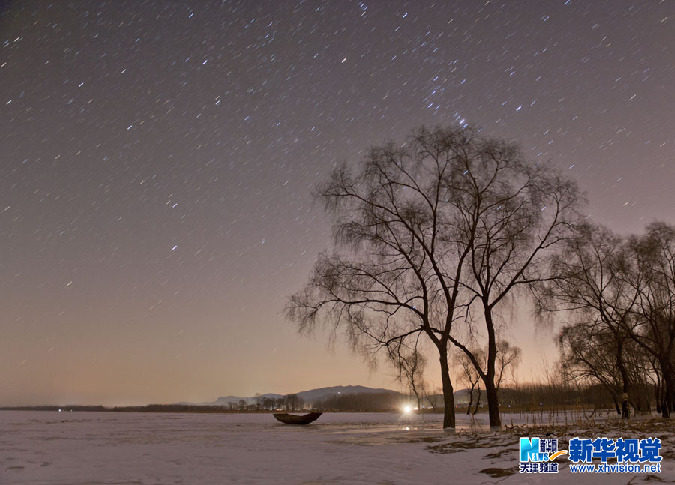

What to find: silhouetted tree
left=539, top=223, right=641, bottom=416
left=560, top=323, right=631, bottom=414
left=457, top=348, right=482, bottom=415
left=284, top=394, right=302, bottom=411
left=388, top=334, right=427, bottom=411
left=286, top=126, right=580, bottom=428
left=495, top=341, right=521, bottom=391
left=457, top=341, right=520, bottom=415
left=621, top=223, right=675, bottom=417
left=541, top=222, right=674, bottom=418
left=447, top=136, right=580, bottom=428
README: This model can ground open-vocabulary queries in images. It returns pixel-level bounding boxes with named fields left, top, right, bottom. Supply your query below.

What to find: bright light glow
left=402, top=404, right=413, bottom=415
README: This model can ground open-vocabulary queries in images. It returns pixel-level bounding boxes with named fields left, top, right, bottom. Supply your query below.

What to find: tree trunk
left=616, top=337, right=631, bottom=419
left=439, top=348, right=456, bottom=428
left=662, top=362, right=673, bottom=418
left=663, top=389, right=672, bottom=418
left=612, top=395, right=621, bottom=416
left=483, top=308, right=501, bottom=428
left=466, top=383, right=475, bottom=415
left=472, top=386, right=481, bottom=416
left=485, top=380, right=501, bottom=428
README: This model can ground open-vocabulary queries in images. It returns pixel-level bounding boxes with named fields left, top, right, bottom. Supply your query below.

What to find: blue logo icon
left=519, top=437, right=566, bottom=473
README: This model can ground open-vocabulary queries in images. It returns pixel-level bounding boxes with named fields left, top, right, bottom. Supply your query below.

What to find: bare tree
left=559, top=322, right=630, bottom=414
left=457, top=348, right=483, bottom=415
left=424, top=387, right=443, bottom=411
left=444, top=132, right=580, bottom=427
left=540, top=222, right=674, bottom=418
left=495, top=341, right=521, bottom=391
left=284, top=394, right=302, bottom=412
left=286, top=126, right=580, bottom=428
left=621, top=223, right=675, bottom=417
left=539, top=223, right=641, bottom=417
left=389, top=334, right=427, bottom=412
left=287, top=126, right=485, bottom=428
left=457, top=341, right=519, bottom=415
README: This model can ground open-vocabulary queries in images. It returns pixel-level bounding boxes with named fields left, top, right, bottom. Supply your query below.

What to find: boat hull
left=273, top=412, right=322, bottom=424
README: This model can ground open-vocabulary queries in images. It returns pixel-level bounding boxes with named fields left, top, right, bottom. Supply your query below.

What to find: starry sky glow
left=1, top=0, right=673, bottom=405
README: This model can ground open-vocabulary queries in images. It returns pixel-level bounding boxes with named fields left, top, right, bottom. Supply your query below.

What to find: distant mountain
left=296, top=385, right=397, bottom=405
left=452, top=388, right=476, bottom=404
left=204, top=385, right=397, bottom=407
left=208, top=393, right=283, bottom=406
left=203, top=385, right=477, bottom=408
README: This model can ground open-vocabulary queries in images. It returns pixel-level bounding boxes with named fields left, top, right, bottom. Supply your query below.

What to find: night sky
left=1, top=1, right=673, bottom=406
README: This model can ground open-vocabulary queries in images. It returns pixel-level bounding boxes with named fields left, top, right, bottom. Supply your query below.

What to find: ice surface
left=0, top=411, right=672, bottom=484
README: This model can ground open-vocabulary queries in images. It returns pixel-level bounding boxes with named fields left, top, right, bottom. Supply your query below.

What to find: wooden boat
left=273, top=411, right=322, bottom=424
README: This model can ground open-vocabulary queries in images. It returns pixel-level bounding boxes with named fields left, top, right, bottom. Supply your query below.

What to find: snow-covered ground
left=1, top=410, right=672, bottom=484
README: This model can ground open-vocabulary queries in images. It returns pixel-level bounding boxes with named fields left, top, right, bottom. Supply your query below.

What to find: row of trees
left=231, top=394, right=304, bottom=411
left=286, top=125, right=673, bottom=428
left=539, top=222, right=675, bottom=417
left=252, top=392, right=404, bottom=412
left=312, top=391, right=402, bottom=411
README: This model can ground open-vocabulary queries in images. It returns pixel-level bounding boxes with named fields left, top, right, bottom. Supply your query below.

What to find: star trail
left=1, top=0, right=673, bottom=405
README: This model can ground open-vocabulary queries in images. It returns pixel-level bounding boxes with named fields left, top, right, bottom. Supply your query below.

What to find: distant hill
left=204, top=385, right=398, bottom=407
left=208, top=393, right=283, bottom=406
left=296, top=385, right=397, bottom=405
left=453, top=388, right=475, bottom=404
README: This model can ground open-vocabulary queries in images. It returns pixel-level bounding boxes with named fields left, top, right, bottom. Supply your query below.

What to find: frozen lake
left=1, top=410, right=671, bottom=484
